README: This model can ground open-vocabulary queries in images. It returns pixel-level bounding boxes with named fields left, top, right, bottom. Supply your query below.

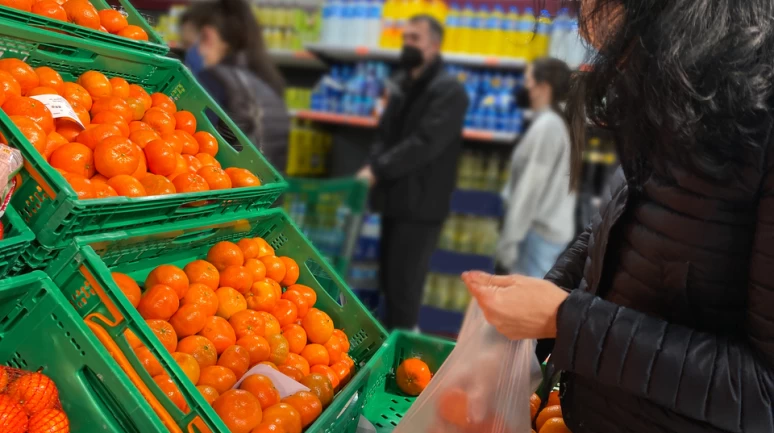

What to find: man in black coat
left=357, top=15, right=469, bottom=329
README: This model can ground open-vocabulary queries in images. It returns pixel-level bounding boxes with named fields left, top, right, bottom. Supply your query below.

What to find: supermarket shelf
left=430, top=249, right=496, bottom=275
left=293, top=110, right=379, bottom=128
left=419, top=306, right=465, bottom=336
left=291, top=110, right=519, bottom=144
left=450, top=189, right=504, bottom=218
left=270, top=49, right=327, bottom=69
left=304, top=43, right=529, bottom=70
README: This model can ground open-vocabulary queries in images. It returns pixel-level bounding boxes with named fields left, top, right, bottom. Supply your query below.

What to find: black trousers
left=379, top=218, right=442, bottom=330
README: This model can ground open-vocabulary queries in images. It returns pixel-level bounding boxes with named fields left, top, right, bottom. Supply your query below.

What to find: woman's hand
left=462, top=271, right=569, bottom=340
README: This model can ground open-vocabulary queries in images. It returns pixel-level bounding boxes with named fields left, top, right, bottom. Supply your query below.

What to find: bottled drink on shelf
left=488, top=4, right=505, bottom=56
left=471, top=5, right=487, bottom=54
left=532, top=9, right=553, bottom=59
left=442, top=3, right=461, bottom=53
left=458, top=2, right=475, bottom=53
left=379, top=0, right=398, bottom=48
left=548, top=7, right=570, bottom=60
left=514, top=7, right=535, bottom=60
left=366, top=0, right=384, bottom=47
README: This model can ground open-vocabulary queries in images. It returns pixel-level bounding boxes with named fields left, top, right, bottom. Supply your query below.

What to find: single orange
left=137, top=285, right=179, bottom=321
left=152, top=374, right=187, bottom=411
left=197, top=165, right=232, bottom=190
left=145, top=319, right=178, bottom=352
left=170, top=304, right=208, bottom=338
left=140, top=174, right=176, bottom=196
left=27, top=86, right=59, bottom=96
left=10, top=115, right=47, bottom=153
left=199, top=315, right=237, bottom=354
left=125, top=96, right=147, bottom=121
left=181, top=282, right=219, bottom=317
left=229, top=309, right=265, bottom=339
left=240, top=374, right=280, bottom=410
left=135, top=345, right=163, bottom=377
left=183, top=154, right=203, bottom=173
left=258, top=311, right=282, bottom=339
left=172, top=172, right=209, bottom=193
left=330, top=361, right=351, bottom=386
left=61, top=172, right=95, bottom=199
left=281, top=391, right=322, bottom=428
left=198, top=365, right=237, bottom=395
left=107, top=174, right=146, bottom=197
left=281, top=324, right=307, bottom=355
left=277, top=365, right=304, bottom=382
left=300, top=344, right=329, bottom=368
left=184, top=260, right=220, bottom=290
left=323, top=335, right=343, bottom=365
left=128, top=129, right=159, bottom=149
left=396, top=358, right=431, bottom=396
left=219, top=265, right=253, bottom=294
left=237, top=334, right=271, bottom=366
left=246, top=281, right=278, bottom=312
left=49, top=142, right=94, bottom=179
left=281, top=353, right=310, bottom=376
left=91, top=111, right=129, bottom=137
left=145, top=264, right=189, bottom=299
left=218, top=344, right=251, bottom=378
left=547, top=390, right=561, bottom=407
left=150, top=92, right=176, bottom=114
left=0, top=0, right=32, bottom=12
left=177, top=335, right=218, bottom=369
left=244, top=258, right=267, bottom=282
left=225, top=168, right=261, bottom=188
left=330, top=329, right=350, bottom=353
left=99, top=9, right=128, bottom=33
left=129, top=84, right=152, bottom=110
left=299, top=373, right=334, bottom=408
left=111, top=271, right=141, bottom=308
left=301, top=309, right=333, bottom=345
left=197, top=385, right=219, bottom=405
left=195, top=152, right=220, bottom=168
left=0, top=70, right=21, bottom=100
left=261, top=403, right=302, bottom=433
left=142, top=107, right=175, bottom=134
left=0, top=58, right=38, bottom=96
left=260, top=256, right=286, bottom=285
left=267, top=333, right=290, bottom=366
left=91, top=95, right=132, bottom=123
left=174, top=110, right=197, bottom=135
left=77, top=70, right=112, bottom=99
left=61, top=81, right=92, bottom=110
left=161, top=130, right=184, bottom=153
left=194, top=130, right=218, bottom=156
left=211, top=389, right=262, bottom=433
left=215, top=287, right=247, bottom=320
left=28, top=408, right=69, bottom=433
left=76, top=123, right=121, bottom=150
left=271, top=299, right=298, bottom=328
left=208, top=241, right=245, bottom=271
left=144, top=139, right=177, bottom=176
left=278, top=258, right=299, bottom=288
left=172, top=351, right=202, bottom=384
left=175, top=129, right=199, bottom=155
left=32, top=0, right=67, bottom=20
left=309, top=365, right=339, bottom=390
left=63, top=0, right=101, bottom=30
left=94, top=135, right=139, bottom=177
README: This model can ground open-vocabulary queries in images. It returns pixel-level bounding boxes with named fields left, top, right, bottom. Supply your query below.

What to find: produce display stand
left=46, top=208, right=389, bottom=433
left=0, top=271, right=170, bottom=432
left=0, top=18, right=286, bottom=270
left=0, top=203, right=34, bottom=278
left=0, top=0, right=167, bottom=55
left=285, top=177, right=369, bottom=277
left=361, top=331, right=456, bottom=432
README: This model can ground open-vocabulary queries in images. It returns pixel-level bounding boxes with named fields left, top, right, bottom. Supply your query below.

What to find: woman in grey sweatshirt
left=497, top=58, right=576, bottom=278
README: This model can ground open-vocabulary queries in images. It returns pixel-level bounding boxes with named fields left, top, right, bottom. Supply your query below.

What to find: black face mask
left=399, top=45, right=424, bottom=70
left=516, top=87, right=531, bottom=109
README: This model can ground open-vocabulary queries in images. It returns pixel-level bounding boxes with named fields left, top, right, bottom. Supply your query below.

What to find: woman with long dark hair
left=498, top=57, right=576, bottom=279
left=464, top=1, right=774, bottom=431
left=189, top=0, right=289, bottom=172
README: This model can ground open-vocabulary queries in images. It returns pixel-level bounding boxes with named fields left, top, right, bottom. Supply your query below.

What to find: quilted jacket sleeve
left=552, top=153, right=774, bottom=432
left=544, top=225, right=591, bottom=292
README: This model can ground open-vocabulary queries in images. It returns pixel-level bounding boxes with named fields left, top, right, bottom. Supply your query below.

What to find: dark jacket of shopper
left=545, top=144, right=774, bottom=432
left=198, top=53, right=290, bottom=173
left=369, top=58, right=469, bottom=222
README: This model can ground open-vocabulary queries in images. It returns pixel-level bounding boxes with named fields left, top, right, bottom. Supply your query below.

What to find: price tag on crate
left=30, top=94, right=84, bottom=128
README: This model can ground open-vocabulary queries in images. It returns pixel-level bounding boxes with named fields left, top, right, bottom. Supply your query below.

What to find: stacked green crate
left=46, top=209, right=389, bottom=433
left=0, top=18, right=286, bottom=270
left=0, top=203, right=34, bottom=277
left=0, top=272, right=172, bottom=431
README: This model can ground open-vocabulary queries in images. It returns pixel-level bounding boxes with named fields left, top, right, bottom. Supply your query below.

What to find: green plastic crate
left=361, top=331, right=456, bottom=432
left=0, top=18, right=286, bottom=269
left=284, top=177, right=369, bottom=276
left=46, top=208, right=389, bottom=433
left=0, top=1, right=167, bottom=55
left=0, top=271, right=173, bottom=432
left=0, top=203, right=34, bottom=278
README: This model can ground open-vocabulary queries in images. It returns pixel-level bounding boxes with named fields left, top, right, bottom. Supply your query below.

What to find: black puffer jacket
left=546, top=149, right=774, bottom=431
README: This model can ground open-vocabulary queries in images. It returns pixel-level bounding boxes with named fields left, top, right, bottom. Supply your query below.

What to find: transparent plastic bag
left=395, top=300, right=542, bottom=433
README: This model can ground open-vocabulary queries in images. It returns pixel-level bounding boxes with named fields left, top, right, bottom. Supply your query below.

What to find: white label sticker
left=232, top=364, right=310, bottom=398
left=30, top=94, right=84, bottom=129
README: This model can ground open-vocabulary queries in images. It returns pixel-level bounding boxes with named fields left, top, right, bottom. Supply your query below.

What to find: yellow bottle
left=380, top=0, right=397, bottom=48
left=458, top=2, right=475, bottom=53
left=532, top=10, right=552, bottom=59
left=442, top=3, right=461, bottom=53
left=473, top=5, right=489, bottom=55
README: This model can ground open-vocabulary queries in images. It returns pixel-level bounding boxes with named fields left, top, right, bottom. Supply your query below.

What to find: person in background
left=463, top=0, right=774, bottom=431
left=179, top=7, right=205, bottom=75
left=188, top=0, right=290, bottom=173
left=357, top=15, right=469, bottom=330
left=497, top=58, right=576, bottom=279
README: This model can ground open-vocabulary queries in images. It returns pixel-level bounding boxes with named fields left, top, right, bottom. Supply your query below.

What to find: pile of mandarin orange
left=0, top=0, right=149, bottom=41
left=114, top=237, right=355, bottom=433
left=0, top=57, right=263, bottom=200
left=531, top=391, right=572, bottom=433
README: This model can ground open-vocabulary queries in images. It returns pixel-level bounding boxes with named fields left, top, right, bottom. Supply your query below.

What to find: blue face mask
left=185, top=43, right=204, bottom=75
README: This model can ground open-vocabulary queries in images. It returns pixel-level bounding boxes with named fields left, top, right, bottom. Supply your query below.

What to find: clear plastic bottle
left=532, top=9, right=552, bottom=59
left=366, top=0, right=383, bottom=47
left=549, top=7, right=569, bottom=59
left=351, top=0, right=368, bottom=47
